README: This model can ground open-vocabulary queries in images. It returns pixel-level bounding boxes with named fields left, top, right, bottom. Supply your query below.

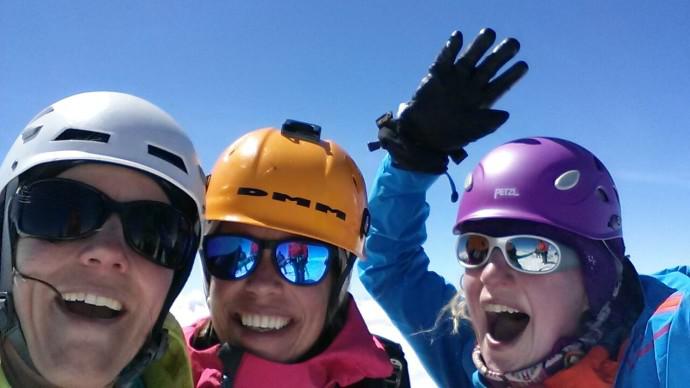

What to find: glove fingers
left=474, top=38, right=521, bottom=87
left=455, top=28, right=496, bottom=70
left=483, top=61, right=529, bottom=108
left=429, top=31, right=463, bottom=76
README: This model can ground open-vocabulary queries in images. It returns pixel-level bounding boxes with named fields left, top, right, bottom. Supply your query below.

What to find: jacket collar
left=185, top=295, right=393, bottom=387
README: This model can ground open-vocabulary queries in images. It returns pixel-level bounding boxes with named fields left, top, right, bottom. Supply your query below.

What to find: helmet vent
left=21, top=125, right=42, bottom=143
left=464, top=172, right=473, bottom=191
left=596, top=187, right=610, bottom=203
left=554, top=170, right=580, bottom=191
left=608, top=214, right=622, bottom=230
left=148, top=144, right=188, bottom=173
left=54, top=128, right=110, bottom=143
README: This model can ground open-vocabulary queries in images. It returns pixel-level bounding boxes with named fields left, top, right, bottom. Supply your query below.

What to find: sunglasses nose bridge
left=78, top=216, right=130, bottom=273
left=478, top=247, right=515, bottom=284
left=244, top=248, right=284, bottom=293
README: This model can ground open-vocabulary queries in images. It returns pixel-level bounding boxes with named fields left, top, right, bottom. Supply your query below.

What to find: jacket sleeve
left=616, top=268, right=690, bottom=387
left=664, top=297, right=690, bottom=387
left=357, top=154, right=476, bottom=388
left=654, top=267, right=690, bottom=388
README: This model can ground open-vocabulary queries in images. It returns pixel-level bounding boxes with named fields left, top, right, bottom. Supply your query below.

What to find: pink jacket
left=184, top=298, right=394, bottom=388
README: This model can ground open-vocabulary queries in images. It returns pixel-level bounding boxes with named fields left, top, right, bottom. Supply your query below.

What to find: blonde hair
left=437, top=283, right=472, bottom=334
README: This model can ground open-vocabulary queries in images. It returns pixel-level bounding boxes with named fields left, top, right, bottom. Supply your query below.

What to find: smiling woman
left=184, top=122, right=410, bottom=387
left=0, top=92, right=206, bottom=388
left=453, top=138, right=626, bottom=381
left=359, top=27, right=690, bottom=388
left=12, top=164, right=177, bottom=383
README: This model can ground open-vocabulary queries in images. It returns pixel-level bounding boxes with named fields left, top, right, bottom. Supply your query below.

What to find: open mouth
left=484, top=304, right=530, bottom=343
left=239, top=314, right=291, bottom=333
left=61, top=292, right=124, bottom=320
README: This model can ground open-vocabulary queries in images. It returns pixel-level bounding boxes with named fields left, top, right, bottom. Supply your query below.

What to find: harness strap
left=218, top=342, right=244, bottom=388
left=372, top=335, right=410, bottom=388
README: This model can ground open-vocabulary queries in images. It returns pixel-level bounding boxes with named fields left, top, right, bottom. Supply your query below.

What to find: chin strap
left=218, top=342, right=245, bottom=388
left=0, top=179, right=40, bottom=381
left=327, top=252, right=356, bottom=324
left=0, top=291, right=39, bottom=377
left=114, top=329, right=169, bottom=387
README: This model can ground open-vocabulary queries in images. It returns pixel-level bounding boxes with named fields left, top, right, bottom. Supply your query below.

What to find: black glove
left=370, top=28, right=529, bottom=174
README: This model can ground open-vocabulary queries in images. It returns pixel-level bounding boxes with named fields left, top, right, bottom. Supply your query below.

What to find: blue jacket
left=358, top=154, right=690, bottom=387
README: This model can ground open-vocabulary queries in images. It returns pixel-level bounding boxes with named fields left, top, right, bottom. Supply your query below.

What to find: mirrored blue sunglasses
left=202, top=234, right=335, bottom=286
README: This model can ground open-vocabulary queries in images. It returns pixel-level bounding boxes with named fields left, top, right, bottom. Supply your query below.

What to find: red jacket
left=184, top=298, right=394, bottom=388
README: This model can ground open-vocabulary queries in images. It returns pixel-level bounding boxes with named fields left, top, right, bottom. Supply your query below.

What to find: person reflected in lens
left=504, top=241, right=522, bottom=271
left=185, top=123, right=410, bottom=387
left=287, top=241, right=309, bottom=284
left=0, top=92, right=205, bottom=387
left=535, top=239, right=548, bottom=264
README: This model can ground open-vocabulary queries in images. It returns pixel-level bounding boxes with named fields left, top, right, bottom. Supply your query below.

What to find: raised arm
left=360, top=28, right=528, bottom=387
left=359, top=154, right=475, bottom=387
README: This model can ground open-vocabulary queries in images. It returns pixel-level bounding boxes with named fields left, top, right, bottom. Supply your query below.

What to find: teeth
left=241, top=314, right=290, bottom=331
left=484, top=304, right=521, bottom=314
left=62, top=292, right=123, bottom=312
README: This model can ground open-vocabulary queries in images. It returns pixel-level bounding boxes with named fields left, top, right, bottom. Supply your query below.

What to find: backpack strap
left=218, top=342, right=244, bottom=388
left=358, top=335, right=411, bottom=388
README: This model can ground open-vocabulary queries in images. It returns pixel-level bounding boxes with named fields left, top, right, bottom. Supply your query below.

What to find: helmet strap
left=0, top=178, right=41, bottom=381
left=115, top=328, right=169, bottom=386
left=328, top=252, right=356, bottom=322
left=1, top=178, right=18, bottom=296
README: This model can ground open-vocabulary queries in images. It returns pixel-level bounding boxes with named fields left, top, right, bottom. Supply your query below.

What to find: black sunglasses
left=10, top=178, right=199, bottom=269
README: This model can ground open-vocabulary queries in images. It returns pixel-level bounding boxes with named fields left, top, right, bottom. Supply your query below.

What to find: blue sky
left=2, top=0, right=689, bottom=335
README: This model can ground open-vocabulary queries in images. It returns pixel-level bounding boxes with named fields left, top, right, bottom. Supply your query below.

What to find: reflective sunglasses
left=10, top=178, right=198, bottom=270
left=455, top=233, right=580, bottom=274
left=202, top=234, right=335, bottom=286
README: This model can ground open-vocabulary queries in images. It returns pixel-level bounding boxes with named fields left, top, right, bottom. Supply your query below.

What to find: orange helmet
left=206, top=121, right=369, bottom=258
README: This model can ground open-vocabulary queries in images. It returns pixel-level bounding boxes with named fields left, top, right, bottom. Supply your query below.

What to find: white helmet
left=0, top=91, right=206, bottom=383
left=0, top=91, right=205, bottom=216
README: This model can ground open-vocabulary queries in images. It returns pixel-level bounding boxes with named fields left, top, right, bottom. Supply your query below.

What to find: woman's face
left=209, top=223, right=333, bottom=362
left=13, top=164, right=174, bottom=388
left=463, top=244, right=588, bottom=372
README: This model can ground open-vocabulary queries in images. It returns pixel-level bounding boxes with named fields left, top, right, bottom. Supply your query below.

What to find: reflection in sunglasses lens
left=205, top=236, right=332, bottom=285
left=508, top=237, right=558, bottom=273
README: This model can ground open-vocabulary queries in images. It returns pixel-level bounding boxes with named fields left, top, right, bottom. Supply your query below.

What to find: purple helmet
left=455, top=137, right=622, bottom=240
